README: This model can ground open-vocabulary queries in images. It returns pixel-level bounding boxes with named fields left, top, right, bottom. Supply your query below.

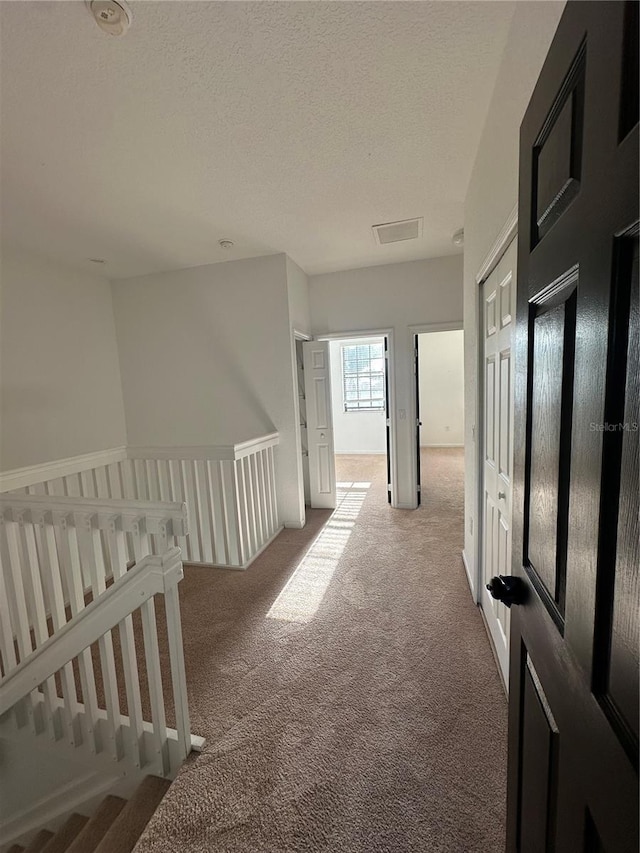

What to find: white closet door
left=480, top=237, right=516, bottom=686
left=303, top=341, right=336, bottom=509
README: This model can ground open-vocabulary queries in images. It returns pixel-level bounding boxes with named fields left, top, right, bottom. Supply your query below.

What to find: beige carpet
left=135, top=449, right=507, bottom=853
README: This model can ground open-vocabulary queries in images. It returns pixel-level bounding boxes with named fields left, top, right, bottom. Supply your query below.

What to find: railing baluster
left=204, top=459, right=226, bottom=565
left=79, top=469, right=97, bottom=499
left=157, top=460, right=169, bottom=502
left=134, top=459, right=148, bottom=501
left=121, top=459, right=136, bottom=500
left=65, top=474, right=81, bottom=497
left=217, top=461, right=233, bottom=566
left=206, top=461, right=225, bottom=565
left=233, top=460, right=248, bottom=567
left=40, top=514, right=81, bottom=745
left=0, top=541, right=18, bottom=674
left=243, top=457, right=258, bottom=556
left=267, top=445, right=279, bottom=528
left=107, top=463, right=123, bottom=500
left=183, top=461, right=201, bottom=562
left=146, top=460, right=159, bottom=501
left=167, top=459, right=189, bottom=558
left=164, top=581, right=190, bottom=768
left=244, top=457, right=256, bottom=552
left=76, top=513, right=121, bottom=759
left=20, top=514, right=59, bottom=739
left=141, top=596, right=169, bottom=775
left=251, top=453, right=266, bottom=547
left=260, top=449, right=274, bottom=536
left=94, top=467, right=110, bottom=499
left=105, top=516, right=145, bottom=767
left=4, top=517, right=39, bottom=730
left=129, top=517, right=150, bottom=563
left=54, top=517, right=101, bottom=753
left=196, top=460, right=214, bottom=563
left=48, top=477, right=66, bottom=497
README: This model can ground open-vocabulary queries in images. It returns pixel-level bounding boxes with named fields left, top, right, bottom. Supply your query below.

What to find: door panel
left=527, top=283, right=576, bottom=623
left=480, top=237, right=517, bottom=686
left=518, top=654, right=559, bottom=853
left=303, top=341, right=336, bottom=510
left=507, top=4, right=638, bottom=851
left=607, top=245, right=638, bottom=746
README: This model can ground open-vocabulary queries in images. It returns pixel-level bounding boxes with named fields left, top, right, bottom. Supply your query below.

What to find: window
left=341, top=342, right=385, bottom=411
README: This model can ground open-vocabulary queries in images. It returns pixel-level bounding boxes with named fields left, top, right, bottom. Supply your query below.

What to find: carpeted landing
left=135, top=449, right=507, bottom=853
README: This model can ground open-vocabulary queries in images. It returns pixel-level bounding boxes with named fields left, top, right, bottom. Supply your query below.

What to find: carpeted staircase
left=6, top=776, right=171, bottom=853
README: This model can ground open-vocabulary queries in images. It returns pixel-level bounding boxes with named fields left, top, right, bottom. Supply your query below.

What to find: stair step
left=65, top=796, right=126, bottom=853
left=93, top=777, right=171, bottom=853
left=24, top=831, right=54, bottom=853
left=6, top=846, right=26, bottom=853
left=41, top=814, right=89, bottom=853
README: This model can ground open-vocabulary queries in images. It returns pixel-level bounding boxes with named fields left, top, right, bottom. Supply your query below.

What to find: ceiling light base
left=88, top=0, right=132, bottom=36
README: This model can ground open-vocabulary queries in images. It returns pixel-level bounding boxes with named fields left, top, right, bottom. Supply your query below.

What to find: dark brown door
left=507, top=2, right=638, bottom=851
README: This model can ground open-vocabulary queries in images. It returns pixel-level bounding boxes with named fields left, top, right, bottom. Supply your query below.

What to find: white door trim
left=315, top=328, right=397, bottom=507
left=408, top=321, right=464, bottom=511
left=475, top=203, right=518, bottom=285
left=474, top=207, right=519, bottom=608
left=291, top=330, right=313, bottom=527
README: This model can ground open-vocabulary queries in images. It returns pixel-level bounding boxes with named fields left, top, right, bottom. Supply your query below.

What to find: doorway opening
left=328, top=335, right=389, bottom=505
left=414, top=329, right=464, bottom=512
left=299, top=333, right=393, bottom=514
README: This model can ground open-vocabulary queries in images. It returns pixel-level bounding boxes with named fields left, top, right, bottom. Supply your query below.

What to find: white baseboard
left=0, top=446, right=127, bottom=493
left=334, top=451, right=387, bottom=456
left=420, top=443, right=464, bottom=449
left=461, top=549, right=475, bottom=595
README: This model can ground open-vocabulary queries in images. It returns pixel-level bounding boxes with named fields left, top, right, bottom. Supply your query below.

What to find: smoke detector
left=372, top=218, right=423, bottom=246
left=452, top=228, right=465, bottom=247
left=218, top=239, right=234, bottom=250
left=88, top=0, right=132, bottom=36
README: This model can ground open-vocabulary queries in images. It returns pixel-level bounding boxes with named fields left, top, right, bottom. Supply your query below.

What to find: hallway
left=136, top=449, right=507, bottom=853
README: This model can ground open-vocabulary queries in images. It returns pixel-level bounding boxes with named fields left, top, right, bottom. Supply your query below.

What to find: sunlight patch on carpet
left=266, top=483, right=370, bottom=623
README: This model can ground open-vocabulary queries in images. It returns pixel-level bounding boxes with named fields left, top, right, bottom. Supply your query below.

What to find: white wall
left=111, top=253, right=305, bottom=527
left=462, top=1, right=565, bottom=595
left=329, top=337, right=386, bottom=454
left=0, top=249, right=127, bottom=472
left=309, top=254, right=463, bottom=508
left=419, top=330, right=464, bottom=446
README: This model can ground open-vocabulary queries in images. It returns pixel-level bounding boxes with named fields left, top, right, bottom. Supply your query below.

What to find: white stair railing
left=8, top=433, right=282, bottom=570
left=0, top=494, right=198, bottom=780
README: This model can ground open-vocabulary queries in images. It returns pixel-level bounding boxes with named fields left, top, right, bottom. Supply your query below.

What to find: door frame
left=408, top=321, right=463, bottom=512
left=291, top=329, right=313, bottom=528
left=315, top=328, right=397, bottom=507
left=474, top=205, right=518, bottom=607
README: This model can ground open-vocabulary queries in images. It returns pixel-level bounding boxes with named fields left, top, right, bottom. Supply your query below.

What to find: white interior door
left=303, top=340, right=336, bottom=509
left=480, top=237, right=516, bottom=686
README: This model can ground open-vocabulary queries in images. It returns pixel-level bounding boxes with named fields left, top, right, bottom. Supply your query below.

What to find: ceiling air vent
left=372, top=217, right=423, bottom=246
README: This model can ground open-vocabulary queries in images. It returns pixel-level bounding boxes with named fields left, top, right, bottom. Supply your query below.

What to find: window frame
left=340, top=342, right=386, bottom=413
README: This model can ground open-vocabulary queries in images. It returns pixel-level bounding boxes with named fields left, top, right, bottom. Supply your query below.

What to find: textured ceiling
left=0, top=1, right=515, bottom=279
